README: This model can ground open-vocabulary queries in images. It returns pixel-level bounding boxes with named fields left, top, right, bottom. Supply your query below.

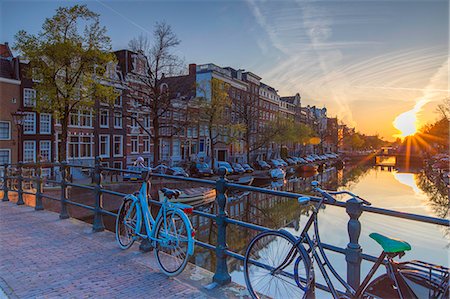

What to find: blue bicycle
left=115, top=171, right=195, bottom=276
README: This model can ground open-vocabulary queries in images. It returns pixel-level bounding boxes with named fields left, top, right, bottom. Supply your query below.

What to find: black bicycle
left=243, top=181, right=449, bottom=298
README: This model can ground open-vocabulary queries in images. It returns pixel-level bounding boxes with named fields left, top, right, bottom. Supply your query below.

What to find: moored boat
left=159, top=187, right=216, bottom=204
left=299, top=164, right=319, bottom=172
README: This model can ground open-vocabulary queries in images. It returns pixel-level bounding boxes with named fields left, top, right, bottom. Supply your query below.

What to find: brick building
left=0, top=43, right=20, bottom=165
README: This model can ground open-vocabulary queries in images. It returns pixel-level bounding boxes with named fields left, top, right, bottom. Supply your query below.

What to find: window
left=113, top=135, right=123, bottom=157
left=99, top=135, right=110, bottom=157
left=160, top=140, right=170, bottom=160
left=23, top=141, right=36, bottom=162
left=40, top=113, right=51, bottom=134
left=23, top=88, right=36, bottom=107
left=131, top=136, right=139, bottom=153
left=39, top=140, right=51, bottom=162
left=100, top=110, right=109, bottom=128
left=69, top=110, right=92, bottom=127
left=80, top=111, right=92, bottom=127
left=0, top=122, right=11, bottom=140
left=114, top=94, right=122, bottom=107
left=0, top=149, right=10, bottom=164
left=41, top=168, right=51, bottom=178
left=113, top=161, right=122, bottom=169
left=199, top=139, right=205, bottom=152
left=68, top=135, right=93, bottom=158
left=80, top=136, right=92, bottom=157
left=131, top=113, right=139, bottom=128
left=23, top=112, right=36, bottom=134
left=114, top=112, right=122, bottom=128
left=143, top=136, right=150, bottom=153
left=69, top=136, right=79, bottom=158
left=173, top=140, right=180, bottom=157
left=143, top=114, right=151, bottom=128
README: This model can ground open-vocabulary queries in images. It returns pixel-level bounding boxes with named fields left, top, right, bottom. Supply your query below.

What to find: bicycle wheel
left=115, top=198, right=138, bottom=249
left=154, top=210, right=191, bottom=276
left=244, top=230, right=310, bottom=299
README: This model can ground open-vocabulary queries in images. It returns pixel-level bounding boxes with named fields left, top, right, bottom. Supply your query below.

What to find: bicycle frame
left=284, top=196, right=447, bottom=299
left=124, top=180, right=195, bottom=256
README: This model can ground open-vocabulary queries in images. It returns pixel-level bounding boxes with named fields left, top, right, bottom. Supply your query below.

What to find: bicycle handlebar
left=311, top=181, right=372, bottom=206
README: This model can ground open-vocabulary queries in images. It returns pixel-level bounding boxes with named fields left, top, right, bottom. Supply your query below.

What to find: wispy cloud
left=245, top=0, right=447, bottom=139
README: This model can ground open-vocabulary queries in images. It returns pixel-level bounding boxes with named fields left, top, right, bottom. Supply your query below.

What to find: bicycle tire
left=244, top=230, right=311, bottom=299
left=154, top=209, right=191, bottom=276
left=115, top=197, right=137, bottom=250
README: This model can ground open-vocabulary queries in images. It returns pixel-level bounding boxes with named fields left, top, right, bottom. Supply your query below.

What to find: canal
left=188, top=160, right=449, bottom=295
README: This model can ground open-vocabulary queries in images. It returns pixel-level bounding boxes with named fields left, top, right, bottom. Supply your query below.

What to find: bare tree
left=126, top=22, right=186, bottom=164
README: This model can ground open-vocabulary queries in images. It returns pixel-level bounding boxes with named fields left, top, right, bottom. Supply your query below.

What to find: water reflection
left=190, top=161, right=449, bottom=274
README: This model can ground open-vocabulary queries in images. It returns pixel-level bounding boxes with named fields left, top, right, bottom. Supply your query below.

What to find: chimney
left=189, top=63, right=196, bottom=76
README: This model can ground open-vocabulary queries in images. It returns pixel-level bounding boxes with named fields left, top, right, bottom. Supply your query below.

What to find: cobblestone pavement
left=0, top=202, right=242, bottom=299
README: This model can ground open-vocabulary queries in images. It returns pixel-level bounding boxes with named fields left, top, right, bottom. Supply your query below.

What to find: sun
left=393, top=109, right=418, bottom=138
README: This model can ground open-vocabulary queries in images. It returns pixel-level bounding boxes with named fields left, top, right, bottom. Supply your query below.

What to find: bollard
left=92, top=157, right=105, bottom=232
left=212, top=167, right=231, bottom=285
left=2, top=164, right=8, bottom=202
left=59, top=161, right=69, bottom=219
left=345, top=196, right=363, bottom=290
left=35, top=161, right=44, bottom=211
left=17, top=162, right=24, bottom=205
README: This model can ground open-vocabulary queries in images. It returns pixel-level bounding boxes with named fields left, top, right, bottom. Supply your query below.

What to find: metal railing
left=1, top=158, right=448, bottom=296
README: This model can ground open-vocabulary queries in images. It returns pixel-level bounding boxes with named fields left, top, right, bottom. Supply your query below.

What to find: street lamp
left=11, top=111, right=26, bottom=162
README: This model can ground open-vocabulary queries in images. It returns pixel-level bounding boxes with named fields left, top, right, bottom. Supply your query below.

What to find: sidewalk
left=0, top=202, right=247, bottom=298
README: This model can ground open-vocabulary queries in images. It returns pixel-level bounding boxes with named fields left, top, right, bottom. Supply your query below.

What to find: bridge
left=1, top=159, right=448, bottom=298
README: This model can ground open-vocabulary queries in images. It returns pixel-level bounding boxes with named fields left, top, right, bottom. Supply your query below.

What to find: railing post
left=35, top=161, right=44, bottom=211
left=213, top=167, right=231, bottom=285
left=59, top=161, right=69, bottom=219
left=92, top=157, right=105, bottom=232
left=17, top=162, right=24, bottom=205
left=2, top=164, right=8, bottom=202
left=345, top=197, right=363, bottom=291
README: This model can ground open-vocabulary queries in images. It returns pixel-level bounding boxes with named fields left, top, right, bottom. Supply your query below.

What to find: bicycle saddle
left=369, top=233, right=411, bottom=253
left=160, top=188, right=181, bottom=199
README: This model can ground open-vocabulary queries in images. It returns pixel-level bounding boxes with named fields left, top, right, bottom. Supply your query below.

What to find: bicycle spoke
left=245, top=231, right=309, bottom=298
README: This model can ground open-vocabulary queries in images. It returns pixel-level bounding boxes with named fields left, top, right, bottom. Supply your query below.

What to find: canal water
left=189, top=160, right=449, bottom=296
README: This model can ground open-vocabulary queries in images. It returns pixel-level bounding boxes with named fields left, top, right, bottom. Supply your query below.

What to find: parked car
left=285, top=158, right=297, bottom=165
left=232, top=163, right=245, bottom=174
left=305, top=155, right=316, bottom=162
left=216, top=161, right=234, bottom=174
left=152, top=164, right=169, bottom=174
left=169, top=167, right=189, bottom=177
left=270, top=159, right=284, bottom=168
left=123, top=165, right=149, bottom=181
left=152, top=165, right=189, bottom=177
left=242, top=163, right=254, bottom=173
left=189, top=162, right=214, bottom=177
left=297, top=157, right=308, bottom=164
left=255, top=160, right=271, bottom=170
left=276, top=159, right=288, bottom=167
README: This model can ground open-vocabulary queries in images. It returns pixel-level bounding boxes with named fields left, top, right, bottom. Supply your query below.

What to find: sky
left=1, top=0, right=448, bottom=141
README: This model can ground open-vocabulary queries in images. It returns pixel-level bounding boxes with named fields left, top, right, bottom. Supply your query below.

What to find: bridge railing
left=1, top=158, right=448, bottom=295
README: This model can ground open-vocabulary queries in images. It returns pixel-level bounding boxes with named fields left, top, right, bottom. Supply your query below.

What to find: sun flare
left=393, top=109, right=418, bottom=138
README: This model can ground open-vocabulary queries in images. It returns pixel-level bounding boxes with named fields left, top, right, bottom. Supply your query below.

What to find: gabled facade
left=0, top=43, right=20, bottom=165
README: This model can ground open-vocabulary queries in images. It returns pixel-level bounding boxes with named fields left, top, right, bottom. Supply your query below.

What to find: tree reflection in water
left=415, top=171, right=449, bottom=242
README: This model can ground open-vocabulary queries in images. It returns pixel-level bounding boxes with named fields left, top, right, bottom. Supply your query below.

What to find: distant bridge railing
left=1, top=158, right=448, bottom=296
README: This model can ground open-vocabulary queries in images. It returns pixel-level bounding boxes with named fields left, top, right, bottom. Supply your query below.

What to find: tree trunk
left=245, top=132, right=250, bottom=163
left=153, top=132, right=160, bottom=166
left=59, top=115, right=69, bottom=163
left=209, top=128, right=215, bottom=169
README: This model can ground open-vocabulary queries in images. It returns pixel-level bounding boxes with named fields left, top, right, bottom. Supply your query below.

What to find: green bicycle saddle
left=369, top=233, right=412, bottom=253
